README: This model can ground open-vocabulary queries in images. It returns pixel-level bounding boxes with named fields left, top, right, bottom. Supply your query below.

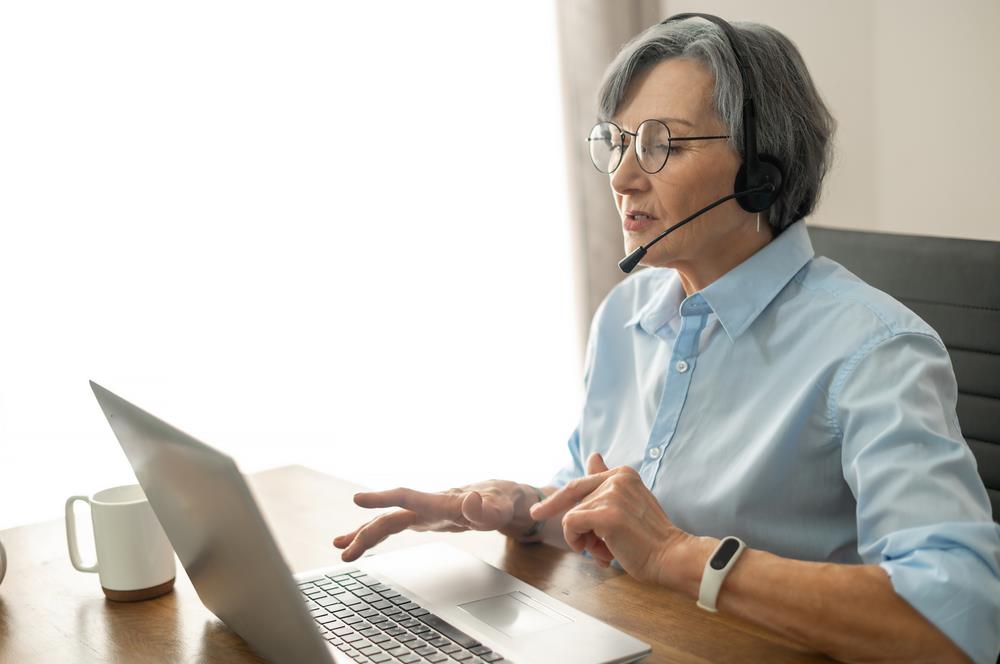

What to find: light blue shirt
left=552, top=220, right=1000, bottom=663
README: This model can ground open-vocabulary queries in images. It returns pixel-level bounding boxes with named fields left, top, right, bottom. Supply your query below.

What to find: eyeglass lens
left=587, top=120, right=672, bottom=174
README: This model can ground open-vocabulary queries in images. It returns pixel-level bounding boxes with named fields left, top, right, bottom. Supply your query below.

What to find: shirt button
left=648, top=447, right=661, bottom=460
left=675, top=360, right=689, bottom=373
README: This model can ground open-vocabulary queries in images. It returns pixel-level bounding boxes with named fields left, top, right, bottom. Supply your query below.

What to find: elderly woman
left=334, top=15, right=1000, bottom=663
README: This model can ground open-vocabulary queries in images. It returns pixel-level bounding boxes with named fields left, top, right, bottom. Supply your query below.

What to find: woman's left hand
left=530, top=453, right=693, bottom=586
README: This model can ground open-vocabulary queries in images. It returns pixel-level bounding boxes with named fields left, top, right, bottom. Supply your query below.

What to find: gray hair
left=598, top=18, right=835, bottom=233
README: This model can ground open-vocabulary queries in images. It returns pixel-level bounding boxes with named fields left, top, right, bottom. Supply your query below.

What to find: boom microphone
left=618, top=184, right=774, bottom=273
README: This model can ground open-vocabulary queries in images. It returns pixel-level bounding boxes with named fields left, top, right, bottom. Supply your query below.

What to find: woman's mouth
left=624, top=211, right=658, bottom=232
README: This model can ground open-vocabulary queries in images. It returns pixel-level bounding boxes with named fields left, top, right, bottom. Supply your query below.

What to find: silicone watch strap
left=696, top=536, right=746, bottom=612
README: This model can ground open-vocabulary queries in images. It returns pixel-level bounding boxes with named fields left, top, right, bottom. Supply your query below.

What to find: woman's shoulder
left=792, top=256, right=941, bottom=343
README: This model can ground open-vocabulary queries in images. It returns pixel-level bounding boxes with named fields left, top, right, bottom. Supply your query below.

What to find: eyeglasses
left=587, top=119, right=730, bottom=174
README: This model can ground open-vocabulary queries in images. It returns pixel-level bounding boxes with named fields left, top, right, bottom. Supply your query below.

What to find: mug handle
left=65, top=495, right=99, bottom=573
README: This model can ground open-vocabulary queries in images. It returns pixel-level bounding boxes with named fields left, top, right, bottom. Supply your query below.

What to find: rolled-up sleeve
left=834, top=332, right=1000, bottom=663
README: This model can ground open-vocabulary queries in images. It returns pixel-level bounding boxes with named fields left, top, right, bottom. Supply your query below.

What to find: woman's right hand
left=332, top=480, right=539, bottom=562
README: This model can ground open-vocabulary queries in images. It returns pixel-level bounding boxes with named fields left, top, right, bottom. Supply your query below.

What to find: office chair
left=809, top=224, right=1000, bottom=524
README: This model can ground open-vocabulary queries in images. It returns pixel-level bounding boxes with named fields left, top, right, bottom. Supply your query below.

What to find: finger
left=461, top=491, right=514, bottom=530
left=530, top=471, right=615, bottom=520
left=354, top=489, right=461, bottom=521
left=582, top=531, right=612, bottom=560
left=333, top=524, right=364, bottom=549
left=561, top=507, right=608, bottom=554
left=588, top=537, right=614, bottom=565
left=586, top=452, right=609, bottom=475
left=341, top=510, right=419, bottom=562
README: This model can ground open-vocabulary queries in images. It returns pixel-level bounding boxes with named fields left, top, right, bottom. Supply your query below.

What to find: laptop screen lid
left=89, top=381, right=333, bottom=664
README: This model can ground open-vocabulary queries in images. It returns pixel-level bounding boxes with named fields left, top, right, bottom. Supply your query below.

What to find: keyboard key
left=303, top=575, right=329, bottom=583
left=357, top=607, right=379, bottom=618
left=384, top=627, right=406, bottom=637
left=449, top=651, right=473, bottom=661
left=318, top=597, right=341, bottom=607
left=469, top=645, right=492, bottom=656
left=359, top=644, right=382, bottom=656
left=386, top=646, right=411, bottom=657
left=426, top=637, right=450, bottom=648
left=343, top=614, right=366, bottom=625
left=407, top=607, right=429, bottom=617
left=399, top=602, right=421, bottom=612
left=397, top=654, right=421, bottom=664
left=359, top=627, right=381, bottom=638
left=480, top=654, right=504, bottom=663
left=440, top=643, right=461, bottom=654
left=378, top=589, right=401, bottom=599
left=370, top=599, right=394, bottom=611
left=414, top=645, right=437, bottom=656
left=369, top=633, right=391, bottom=644
left=418, top=614, right=480, bottom=649
left=424, top=654, right=449, bottom=664
left=369, top=654, right=391, bottom=664
left=396, top=633, right=418, bottom=644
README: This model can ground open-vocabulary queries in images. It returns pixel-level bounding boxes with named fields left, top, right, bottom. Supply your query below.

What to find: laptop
left=89, top=382, right=650, bottom=664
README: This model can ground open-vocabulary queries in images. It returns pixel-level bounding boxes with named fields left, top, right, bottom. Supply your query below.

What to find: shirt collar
left=625, top=220, right=815, bottom=340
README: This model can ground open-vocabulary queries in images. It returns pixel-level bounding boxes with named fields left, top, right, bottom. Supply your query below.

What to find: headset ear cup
left=735, top=154, right=784, bottom=213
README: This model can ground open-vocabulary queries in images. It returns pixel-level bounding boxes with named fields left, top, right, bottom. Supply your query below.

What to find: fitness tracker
left=697, top=536, right=746, bottom=612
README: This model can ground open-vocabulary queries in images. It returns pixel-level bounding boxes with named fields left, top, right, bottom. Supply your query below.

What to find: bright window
left=0, top=1, right=581, bottom=529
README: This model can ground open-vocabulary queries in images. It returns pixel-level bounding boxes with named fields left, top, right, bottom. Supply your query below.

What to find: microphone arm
left=618, top=185, right=773, bottom=274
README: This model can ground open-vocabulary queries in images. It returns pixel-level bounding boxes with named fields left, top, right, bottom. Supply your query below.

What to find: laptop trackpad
left=458, top=591, right=572, bottom=638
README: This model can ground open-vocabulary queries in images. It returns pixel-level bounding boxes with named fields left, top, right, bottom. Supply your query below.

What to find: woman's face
left=610, top=58, right=762, bottom=279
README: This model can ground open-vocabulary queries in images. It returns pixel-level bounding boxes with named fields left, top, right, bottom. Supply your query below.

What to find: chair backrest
left=808, top=224, right=1000, bottom=523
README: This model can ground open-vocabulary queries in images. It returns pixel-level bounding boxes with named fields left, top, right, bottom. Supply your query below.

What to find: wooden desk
left=0, top=466, right=833, bottom=663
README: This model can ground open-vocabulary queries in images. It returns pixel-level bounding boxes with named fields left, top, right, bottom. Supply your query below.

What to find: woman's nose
left=611, top=142, right=648, bottom=196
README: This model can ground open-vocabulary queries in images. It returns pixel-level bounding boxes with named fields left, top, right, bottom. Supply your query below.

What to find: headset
left=618, top=13, right=785, bottom=273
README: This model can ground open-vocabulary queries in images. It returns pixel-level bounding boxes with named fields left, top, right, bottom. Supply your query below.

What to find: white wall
left=0, top=1, right=582, bottom=530
left=664, top=0, right=1000, bottom=241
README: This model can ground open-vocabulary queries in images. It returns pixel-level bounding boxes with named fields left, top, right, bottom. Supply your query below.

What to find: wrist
left=659, top=534, right=719, bottom=599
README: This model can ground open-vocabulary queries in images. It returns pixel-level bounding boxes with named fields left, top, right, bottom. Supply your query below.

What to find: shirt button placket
left=641, top=299, right=710, bottom=489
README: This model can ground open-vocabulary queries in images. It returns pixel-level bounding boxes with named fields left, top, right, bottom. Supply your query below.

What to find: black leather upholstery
left=809, top=225, right=1000, bottom=523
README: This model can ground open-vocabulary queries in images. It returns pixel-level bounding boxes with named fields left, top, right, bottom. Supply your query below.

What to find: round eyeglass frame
left=586, top=119, right=730, bottom=175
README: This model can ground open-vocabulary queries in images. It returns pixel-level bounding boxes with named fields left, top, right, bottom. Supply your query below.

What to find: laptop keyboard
left=299, top=567, right=509, bottom=664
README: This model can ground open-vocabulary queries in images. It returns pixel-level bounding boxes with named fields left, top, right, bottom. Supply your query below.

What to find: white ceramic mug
left=65, top=484, right=176, bottom=601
